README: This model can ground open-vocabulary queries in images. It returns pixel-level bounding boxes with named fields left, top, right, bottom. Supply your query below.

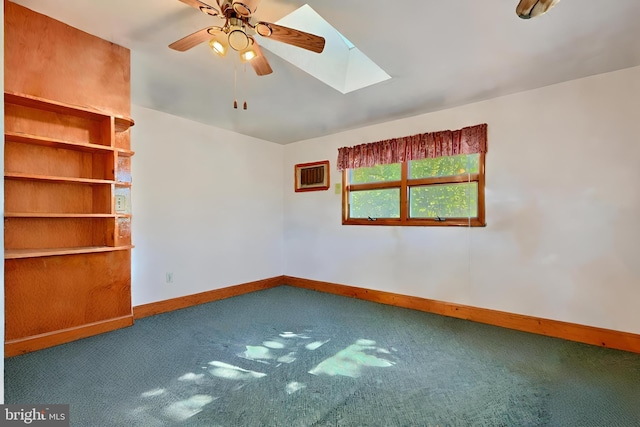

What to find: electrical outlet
left=165, top=272, right=174, bottom=284
left=115, top=195, right=126, bottom=213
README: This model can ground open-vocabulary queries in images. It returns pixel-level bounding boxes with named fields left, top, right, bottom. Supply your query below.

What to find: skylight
left=339, top=33, right=355, bottom=50
left=257, top=5, right=391, bottom=94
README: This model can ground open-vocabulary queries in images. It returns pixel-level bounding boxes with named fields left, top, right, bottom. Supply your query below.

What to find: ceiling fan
left=169, top=0, right=326, bottom=76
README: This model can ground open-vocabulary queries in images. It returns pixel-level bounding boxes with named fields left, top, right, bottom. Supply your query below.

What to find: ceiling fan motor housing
left=227, top=17, right=250, bottom=51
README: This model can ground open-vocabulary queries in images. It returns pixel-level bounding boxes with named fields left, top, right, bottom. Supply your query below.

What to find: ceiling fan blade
left=516, top=0, right=560, bottom=19
left=248, top=40, right=272, bottom=76
left=232, top=0, right=261, bottom=18
left=169, top=27, right=222, bottom=51
left=255, top=22, right=325, bottom=53
left=177, top=0, right=220, bottom=16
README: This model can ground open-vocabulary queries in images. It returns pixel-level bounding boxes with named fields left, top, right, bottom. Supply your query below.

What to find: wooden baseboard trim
left=133, top=276, right=284, bottom=319
left=5, top=315, right=134, bottom=357
left=282, top=276, right=640, bottom=354
left=13, top=276, right=637, bottom=356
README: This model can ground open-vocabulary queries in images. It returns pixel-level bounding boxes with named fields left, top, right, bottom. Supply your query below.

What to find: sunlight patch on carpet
left=178, top=372, right=205, bottom=381
left=277, top=352, right=297, bottom=363
left=141, top=388, right=166, bottom=398
left=286, top=381, right=307, bottom=395
left=239, top=345, right=276, bottom=363
left=208, top=361, right=267, bottom=380
left=263, top=340, right=286, bottom=349
left=309, top=339, right=396, bottom=378
left=280, top=332, right=311, bottom=339
left=306, top=339, right=330, bottom=350
left=163, top=394, right=215, bottom=422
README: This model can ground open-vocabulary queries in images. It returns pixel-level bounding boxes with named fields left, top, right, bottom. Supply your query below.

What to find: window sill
left=342, top=218, right=486, bottom=227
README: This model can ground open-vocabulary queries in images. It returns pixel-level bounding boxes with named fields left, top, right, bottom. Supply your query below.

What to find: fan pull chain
left=232, top=59, right=248, bottom=110
left=242, top=22, right=248, bottom=110
left=233, top=62, right=238, bottom=109
left=243, top=62, right=248, bottom=110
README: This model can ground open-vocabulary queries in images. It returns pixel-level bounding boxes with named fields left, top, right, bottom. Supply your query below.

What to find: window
left=342, top=152, right=486, bottom=227
left=337, top=123, right=487, bottom=227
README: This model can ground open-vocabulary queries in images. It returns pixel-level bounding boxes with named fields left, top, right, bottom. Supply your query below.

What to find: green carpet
left=5, top=286, right=640, bottom=426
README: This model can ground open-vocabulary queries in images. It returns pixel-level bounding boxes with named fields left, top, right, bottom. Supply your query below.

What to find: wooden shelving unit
left=4, top=91, right=134, bottom=131
left=5, top=246, right=134, bottom=260
left=4, top=213, right=118, bottom=218
left=4, top=91, right=135, bottom=356
left=5, top=172, right=117, bottom=185
left=4, top=131, right=116, bottom=152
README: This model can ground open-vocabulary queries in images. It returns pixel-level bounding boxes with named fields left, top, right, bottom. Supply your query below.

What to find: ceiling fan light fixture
left=228, top=27, right=250, bottom=51
left=239, top=36, right=257, bottom=62
left=208, top=36, right=228, bottom=57
left=211, top=40, right=226, bottom=56
left=169, top=1, right=324, bottom=79
left=240, top=49, right=256, bottom=62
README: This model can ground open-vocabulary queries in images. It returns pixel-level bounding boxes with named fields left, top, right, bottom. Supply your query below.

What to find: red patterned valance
left=336, top=124, right=487, bottom=171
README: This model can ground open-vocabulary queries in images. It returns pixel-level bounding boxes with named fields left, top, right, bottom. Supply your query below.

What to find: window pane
left=350, top=189, right=400, bottom=219
left=410, top=182, right=478, bottom=218
left=409, top=154, right=479, bottom=179
left=350, top=164, right=401, bottom=184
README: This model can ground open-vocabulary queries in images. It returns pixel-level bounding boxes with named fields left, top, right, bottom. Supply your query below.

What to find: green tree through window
left=342, top=153, right=485, bottom=227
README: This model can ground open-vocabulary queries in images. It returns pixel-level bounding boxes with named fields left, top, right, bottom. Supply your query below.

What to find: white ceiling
left=10, top=0, right=640, bottom=144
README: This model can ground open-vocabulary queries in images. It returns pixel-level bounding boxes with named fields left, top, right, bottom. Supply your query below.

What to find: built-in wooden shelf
left=5, top=91, right=134, bottom=132
left=5, top=131, right=113, bottom=152
left=4, top=4, right=135, bottom=356
left=117, top=148, right=135, bottom=157
left=4, top=212, right=116, bottom=218
left=5, top=245, right=134, bottom=260
left=4, top=172, right=115, bottom=185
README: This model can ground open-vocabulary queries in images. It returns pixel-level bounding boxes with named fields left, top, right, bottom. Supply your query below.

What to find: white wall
left=131, top=105, right=284, bottom=306
left=283, top=66, right=640, bottom=335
